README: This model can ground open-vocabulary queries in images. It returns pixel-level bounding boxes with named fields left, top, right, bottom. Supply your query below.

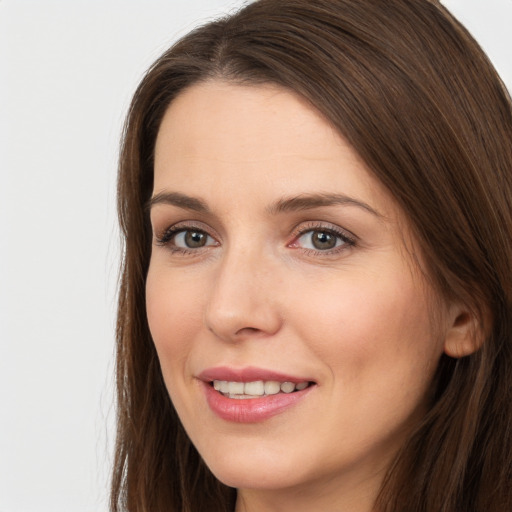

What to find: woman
left=111, top=1, right=512, bottom=511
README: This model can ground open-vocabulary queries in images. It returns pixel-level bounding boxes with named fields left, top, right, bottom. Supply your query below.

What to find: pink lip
left=198, top=366, right=312, bottom=384
left=198, top=366, right=315, bottom=423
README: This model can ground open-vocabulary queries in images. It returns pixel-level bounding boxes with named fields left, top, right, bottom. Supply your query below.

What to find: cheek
left=288, top=266, right=442, bottom=390
left=145, top=266, right=206, bottom=379
left=282, top=268, right=444, bottom=466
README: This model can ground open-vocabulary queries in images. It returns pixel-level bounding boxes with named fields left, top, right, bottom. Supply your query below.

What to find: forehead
left=155, top=81, right=347, bottom=172
left=153, top=80, right=396, bottom=219
left=157, top=81, right=339, bottom=153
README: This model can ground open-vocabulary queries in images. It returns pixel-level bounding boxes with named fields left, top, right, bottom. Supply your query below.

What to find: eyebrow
left=147, top=191, right=381, bottom=217
left=267, top=193, right=382, bottom=217
left=147, top=192, right=210, bottom=213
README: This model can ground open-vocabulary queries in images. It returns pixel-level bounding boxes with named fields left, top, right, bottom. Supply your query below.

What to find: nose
left=204, top=247, right=283, bottom=343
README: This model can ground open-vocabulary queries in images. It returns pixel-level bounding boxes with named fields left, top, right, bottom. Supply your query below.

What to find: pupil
left=313, top=231, right=336, bottom=250
left=185, top=231, right=206, bottom=248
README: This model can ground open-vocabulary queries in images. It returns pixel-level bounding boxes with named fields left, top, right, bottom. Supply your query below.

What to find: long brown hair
left=111, top=1, right=512, bottom=510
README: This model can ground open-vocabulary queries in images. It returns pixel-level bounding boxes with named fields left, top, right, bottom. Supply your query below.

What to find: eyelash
left=154, top=221, right=356, bottom=256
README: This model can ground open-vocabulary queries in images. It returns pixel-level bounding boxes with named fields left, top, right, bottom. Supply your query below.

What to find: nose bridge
left=204, top=240, right=281, bottom=341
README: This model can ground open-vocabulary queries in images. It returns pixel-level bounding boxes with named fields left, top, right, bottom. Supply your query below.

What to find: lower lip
left=202, top=382, right=314, bottom=423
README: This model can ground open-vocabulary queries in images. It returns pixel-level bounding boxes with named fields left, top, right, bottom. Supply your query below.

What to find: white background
left=0, top=1, right=510, bottom=511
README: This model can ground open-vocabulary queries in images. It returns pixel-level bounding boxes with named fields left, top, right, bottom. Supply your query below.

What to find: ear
left=443, top=305, right=486, bottom=358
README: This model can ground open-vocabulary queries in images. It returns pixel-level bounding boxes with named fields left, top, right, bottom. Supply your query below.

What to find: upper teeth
left=213, top=380, right=309, bottom=397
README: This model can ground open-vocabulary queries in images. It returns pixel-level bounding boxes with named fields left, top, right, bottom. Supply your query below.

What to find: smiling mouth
left=211, top=380, right=313, bottom=399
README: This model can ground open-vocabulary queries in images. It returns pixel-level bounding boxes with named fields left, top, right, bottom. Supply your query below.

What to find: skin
left=146, top=81, right=467, bottom=512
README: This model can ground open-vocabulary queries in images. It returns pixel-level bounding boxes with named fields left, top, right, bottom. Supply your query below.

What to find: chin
left=210, top=465, right=305, bottom=491
left=200, top=445, right=310, bottom=490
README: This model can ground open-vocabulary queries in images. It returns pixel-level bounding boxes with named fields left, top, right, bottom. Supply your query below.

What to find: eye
left=173, top=229, right=215, bottom=249
left=156, top=225, right=219, bottom=252
left=289, top=223, right=355, bottom=254
left=298, top=230, right=343, bottom=250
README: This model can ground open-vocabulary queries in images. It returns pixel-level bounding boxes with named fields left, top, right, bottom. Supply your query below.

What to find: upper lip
left=198, top=366, right=314, bottom=383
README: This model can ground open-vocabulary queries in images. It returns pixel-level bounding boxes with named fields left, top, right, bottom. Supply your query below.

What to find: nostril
left=235, top=326, right=260, bottom=336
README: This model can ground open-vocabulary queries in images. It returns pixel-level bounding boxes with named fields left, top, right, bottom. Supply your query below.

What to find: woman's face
left=147, top=82, right=452, bottom=505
